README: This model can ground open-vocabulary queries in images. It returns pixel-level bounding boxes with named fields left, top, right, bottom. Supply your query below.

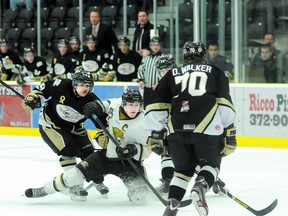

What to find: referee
left=137, top=37, right=162, bottom=108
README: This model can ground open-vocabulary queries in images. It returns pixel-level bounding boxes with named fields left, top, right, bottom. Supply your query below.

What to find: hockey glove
left=116, top=144, right=137, bottom=159
left=221, top=124, right=237, bottom=156
left=22, top=93, right=41, bottom=112
left=83, top=100, right=105, bottom=118
left=94, top=129, right=109, bottom=149
left=147, top=129, right=167, bottom=156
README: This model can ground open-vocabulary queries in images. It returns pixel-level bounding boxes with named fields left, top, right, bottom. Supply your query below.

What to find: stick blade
left=252, top=199, right=278, bottom=216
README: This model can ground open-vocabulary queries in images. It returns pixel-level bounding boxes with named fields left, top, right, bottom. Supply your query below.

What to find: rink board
left=0, top=82, right=288, bottom=148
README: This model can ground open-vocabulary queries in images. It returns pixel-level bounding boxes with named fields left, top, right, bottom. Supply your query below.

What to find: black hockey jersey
left=112, top=50, right=142, bottom=81
left=32, top=79, right=104, bottom=131
left=144, top=63, right=236, bottom=136
left=24, top=56, right=50, bottom=77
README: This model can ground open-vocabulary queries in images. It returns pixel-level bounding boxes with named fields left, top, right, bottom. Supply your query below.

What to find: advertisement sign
left=232, top=84, right=288, bottom=138
left=0, top=84, right=31, bottom=127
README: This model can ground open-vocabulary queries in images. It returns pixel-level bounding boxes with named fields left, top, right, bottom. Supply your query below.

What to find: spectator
left=10, top=0, right=33, bottom=9
left=111, top=37, right=142, bottom=82
left=132, top=9, right=154, bottom=56
left=137, top=36, right=162, bottom=108
left=85, top=9, right=118, bottom=55
left=254, top=32, right=281, bottom=59
left=207, top=41, right=234, bottom=79
left=0, top=39, right=23, bottom=81
left=250, top=44, right=281, bottom=83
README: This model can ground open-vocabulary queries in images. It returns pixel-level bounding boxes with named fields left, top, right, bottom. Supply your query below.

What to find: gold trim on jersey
left=145, top=102, right=174, bottom=133
left=42, top=126, right=65, bottom=151
left=145, top=102, right=171, bottom=113
left=216, top=97, right=235, bottom=112
left=194, top=102, right=218, bottom=133
left=59, top=158, right=77, bottom=167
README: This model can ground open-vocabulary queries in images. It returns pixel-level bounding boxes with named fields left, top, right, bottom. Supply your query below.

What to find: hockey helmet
left=118, top=37, right=130, bottom=47
left=0, top=39, right=8, bottom=46
left=182, top=41, right=207, bottom=62
left=23, top=47, right=36, bottom=56
left=72, top=69, right=94, bottom=93
left=122, top=89, right=143, bottom=106
left=86, top=35, right=97, bottom=44
left=150, top=36, right=161, bottom=45
left=156, top=54, right=176, bottom=71
left=57, top=39, right=69, bottom=47
left=69, top=36, right=80, bottom=45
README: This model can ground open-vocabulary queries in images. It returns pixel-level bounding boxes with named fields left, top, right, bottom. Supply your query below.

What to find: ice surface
left=0, top=135, right=287, bottom=216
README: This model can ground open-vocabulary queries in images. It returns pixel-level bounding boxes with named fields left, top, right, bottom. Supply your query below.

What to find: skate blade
left=191, top=191, right=208, bottom=216
left=70, top=195, right=87, bottom=202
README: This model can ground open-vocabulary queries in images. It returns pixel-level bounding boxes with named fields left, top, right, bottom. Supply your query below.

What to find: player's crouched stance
left=25, top=89, right=152, bottom=204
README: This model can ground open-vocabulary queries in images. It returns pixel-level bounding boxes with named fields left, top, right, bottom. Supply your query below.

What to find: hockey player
left=69, top=36, right=81, bottom=56
left=111, top=36, right=142, bottom=82
left=21, top=69, right=109, bottom=201
left=24, top=89, right=152, bottom=204
left=17, top=47, right=52, bottom=85
left=79, top=35, right=111, bottom=81
left=153, top=53, right=177, bottom=195
left=144, top=41, right=237, bottom=216
left=0, top=39, right=23, bottom=81
left=51, top=39, right=81, bottom=79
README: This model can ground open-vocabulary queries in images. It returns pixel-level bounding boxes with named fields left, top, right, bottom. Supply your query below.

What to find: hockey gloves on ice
left=147, top=129, right=167, bottom=156
left=83, top=100, right=105, bottom=118
left=22, top=93, right=41, bottom=112
left=94, top=129, right=109, bottom=149
left=116, top=144, right=137, bottom=159
left=221, top=124, right=237, bottom=156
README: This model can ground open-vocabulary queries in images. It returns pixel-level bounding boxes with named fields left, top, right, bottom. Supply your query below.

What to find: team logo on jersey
left=180, top=101, right=190, bottom=112
left=112, top=127, right=124, bottom=142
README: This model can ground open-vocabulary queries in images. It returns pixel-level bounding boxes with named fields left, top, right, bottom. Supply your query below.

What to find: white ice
left=0, top=135, right=287, bottom=216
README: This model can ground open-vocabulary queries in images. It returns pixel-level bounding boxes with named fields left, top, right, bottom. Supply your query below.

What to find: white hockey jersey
left=105, top=98, right=151, bottom=161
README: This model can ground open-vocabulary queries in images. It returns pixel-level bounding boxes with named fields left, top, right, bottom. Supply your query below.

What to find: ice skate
left=25, top=187, right=48, bottom=198
left=69, top=185, right=88, bottom=201
left=191, top=176, right=209, bottom=216
left=212, top=178, right=226, bottom=195
left=156, top=178, right=171, bottom=194
left=163, top=198, right=180, bottom=216
left=95, top=182, right=109, bottom=196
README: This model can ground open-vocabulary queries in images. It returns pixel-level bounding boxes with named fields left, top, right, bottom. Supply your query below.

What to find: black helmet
left=72, top=69, right=94, bottom=93
left=86, top=35, right=97, bottom=44
left=122, top=89, right=143, bottom=106
left=57, top=39, right=69, bottom=47
left=182, top=41, right=207, bottom=63
left=118, top=36, right=130, bottom=46
left=156, top=54, right=176, bottom=71
left=23, top=47, right=35, bottom=56
left=69, top=36, right=80, bottom=45
left=0, top=39, right=8, bottom=46
left=150, top=36, right=161, bottom=45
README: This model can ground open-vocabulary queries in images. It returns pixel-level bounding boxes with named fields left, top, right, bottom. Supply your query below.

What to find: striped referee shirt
left=137, top=52, right=162, bottom=88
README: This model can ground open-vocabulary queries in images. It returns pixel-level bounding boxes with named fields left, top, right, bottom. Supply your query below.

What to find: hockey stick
left=0, top=79, right=25, bottom=99
left=215, top=178, right=278, bottom=216
left=88, top=113, right=192, bottom=208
